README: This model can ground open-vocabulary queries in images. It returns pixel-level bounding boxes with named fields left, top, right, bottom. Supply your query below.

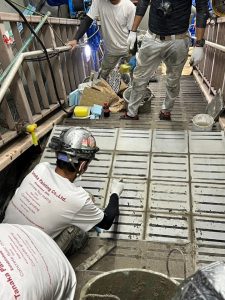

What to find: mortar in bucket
left=80, top=268, right=179, bottom=300
left=192, top=114, right=214, bottom=131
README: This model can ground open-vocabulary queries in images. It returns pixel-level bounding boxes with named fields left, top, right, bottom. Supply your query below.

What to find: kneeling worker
left=3, top=127, right=124, bottom=254
left=0, top=224, right=76, bottom=300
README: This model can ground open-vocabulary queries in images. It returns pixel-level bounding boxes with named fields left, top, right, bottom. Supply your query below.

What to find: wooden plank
left=0, top=23, right=33, bottom=123
left=54, top=24, right=71, bottom=94
left=42, top=25, right=67, bottom=101
left=61, top=25, right=76, bottom=90
left=11, top=22, right=42, bottom=114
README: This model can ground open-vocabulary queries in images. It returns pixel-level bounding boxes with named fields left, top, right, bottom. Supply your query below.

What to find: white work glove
left=127, top=31, right=137, bottom=50
left=190, top=47, right=204, bottom=66
left=110, top=180, right=124, bottom=197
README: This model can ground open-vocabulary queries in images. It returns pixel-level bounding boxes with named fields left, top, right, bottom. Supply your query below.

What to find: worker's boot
left=159, top=110, right=171, bottom=121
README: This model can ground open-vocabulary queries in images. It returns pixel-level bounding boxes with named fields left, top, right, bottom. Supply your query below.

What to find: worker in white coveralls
left=0, top=224, right=76, bottom=300
left=120, top=0, right=209, bottom=121
left=3, top=127, right=124, bottom=255
left=67, top=0, right=136, bottom=79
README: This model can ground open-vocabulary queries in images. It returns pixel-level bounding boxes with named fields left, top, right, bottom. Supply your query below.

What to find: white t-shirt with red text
left=3, top=162, right=104, bottom=238
left=0, top=224, right=76, bottom=300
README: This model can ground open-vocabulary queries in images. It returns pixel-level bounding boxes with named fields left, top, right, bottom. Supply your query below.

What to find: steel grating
left=83, top=151, right=113, bottom=178
left=116, top=129, right=152, bottom=152
left=112, top=152, right=150, bottom=179
left=41, top=113, right=225, bottom=271
left=87, top=128, right=118, bottom=151
left=190, top=154, right=225, bottom=183
left=195, top=217, right=225, bottom=245
left=192, top=183, right=225, bottom=216
left=146, top=213, right=190, bottom=244
left=90, top=211, right=144, bottom=240
left=74, top=177, right=108, bottom=208
left=106, top=178, right=147, bottom=212
left=149, top=181, right=190, bottom=213
left=189, top=131, right=225, bottom=154
left=196, top=244, right=225, bottom=267
left=152, top=130, right=188, bottom=153
left=151, top=153, right=189, bottom=181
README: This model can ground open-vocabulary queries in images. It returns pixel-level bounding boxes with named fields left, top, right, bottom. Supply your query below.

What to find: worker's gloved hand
left=67, top=39, right=78, bottom=50
left=190, top=47, right=204, bottom=66
left=127, top=31, right=137, bottom=50
left=110, top=180, right=124, bottom=197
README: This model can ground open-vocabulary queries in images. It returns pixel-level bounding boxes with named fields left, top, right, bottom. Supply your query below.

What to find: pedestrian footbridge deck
left=40, top=76, right=225, bottom=298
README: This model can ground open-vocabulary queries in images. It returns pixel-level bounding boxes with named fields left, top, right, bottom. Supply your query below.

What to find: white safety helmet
left=49, top=127, right=99, bottom=164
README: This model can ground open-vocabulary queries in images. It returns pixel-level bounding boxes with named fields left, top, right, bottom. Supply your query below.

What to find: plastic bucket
left=80, top=268, right=179, bottom=300
left=192, top=114, right=214, bottom=131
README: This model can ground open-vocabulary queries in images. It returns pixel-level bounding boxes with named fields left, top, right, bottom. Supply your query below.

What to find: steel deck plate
left=90, top=211, right=144, bottom=240
left=83, top=151, right=113, bottom=178
left=40, top=78, right=225, bottom=274
left=151, top=153, right=189, bottom=181
left=189, top=131, right=225, bottom=154
left=192, top=183, right=225, bottom=216
left=196, top=244, right=225, bottom=267
left=106, top=178, right=147, bottom=212
left=190, top=155, right=225, bottom=183
left=149, top=181, right=190, bottom=213
left=116, top=129, right=152, bottom=152
left=152, top=130, right=188, bottom=153
left=195, top=217, right=225, bottom=245
left=74, top=177, right=108, bottom=208
left=146, top=213, right=190, bottom=244
left=112, top=152, right=150, bottom=179
left=88, top=128, right=118, bottom=151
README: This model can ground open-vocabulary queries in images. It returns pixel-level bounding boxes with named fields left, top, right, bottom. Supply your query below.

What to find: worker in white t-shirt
left=3, top=127, right=124, bottom=255
left=68, top=0, right=136, bottom=79
left=0, top=223, right=76, bottom=300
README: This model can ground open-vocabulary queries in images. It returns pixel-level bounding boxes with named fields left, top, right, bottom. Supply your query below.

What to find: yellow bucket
left=74, top=106, right=90, bottom=118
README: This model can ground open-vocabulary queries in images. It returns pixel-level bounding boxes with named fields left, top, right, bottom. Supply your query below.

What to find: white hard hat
left=49, top=127, right=99, bottom=163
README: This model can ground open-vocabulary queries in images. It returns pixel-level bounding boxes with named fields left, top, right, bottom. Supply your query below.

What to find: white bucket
left=192, top=114, right=214, bottom=131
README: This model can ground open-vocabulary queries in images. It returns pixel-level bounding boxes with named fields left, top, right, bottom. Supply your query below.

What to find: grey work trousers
left=100, top=52, right=130, bottom=80
left=127, top=31, right=189, bottom=117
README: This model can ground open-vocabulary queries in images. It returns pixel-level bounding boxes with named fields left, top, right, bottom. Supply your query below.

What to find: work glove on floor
left=127, top=31, right=137, bottom=51
left=190, top=47, right=204, bottom=66
left=110, top=179, right=124, bottom=197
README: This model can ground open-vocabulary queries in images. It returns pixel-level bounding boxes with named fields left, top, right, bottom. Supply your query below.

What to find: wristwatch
left=195, top=39, right=205, bottom=47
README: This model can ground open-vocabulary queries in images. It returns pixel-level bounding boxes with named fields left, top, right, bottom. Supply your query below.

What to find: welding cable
left=4, top=0, right=70, bottom=114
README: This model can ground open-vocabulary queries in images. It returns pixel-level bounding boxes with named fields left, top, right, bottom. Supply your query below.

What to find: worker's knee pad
left=54, top=225, right=88, bottom=255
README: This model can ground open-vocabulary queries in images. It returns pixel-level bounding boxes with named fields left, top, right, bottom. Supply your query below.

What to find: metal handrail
left=0, top=45, right=71, bottom=105
left=0, top=12, right=51, bottom=84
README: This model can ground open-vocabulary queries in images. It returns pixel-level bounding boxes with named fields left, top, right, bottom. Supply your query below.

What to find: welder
left=121, top=0, right=209, bottom=121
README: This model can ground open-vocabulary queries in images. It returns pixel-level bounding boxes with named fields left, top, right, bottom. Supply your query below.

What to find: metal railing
left=0, top=12, right=100, bottom=151
left=194, top=16, right=225, bottom=103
